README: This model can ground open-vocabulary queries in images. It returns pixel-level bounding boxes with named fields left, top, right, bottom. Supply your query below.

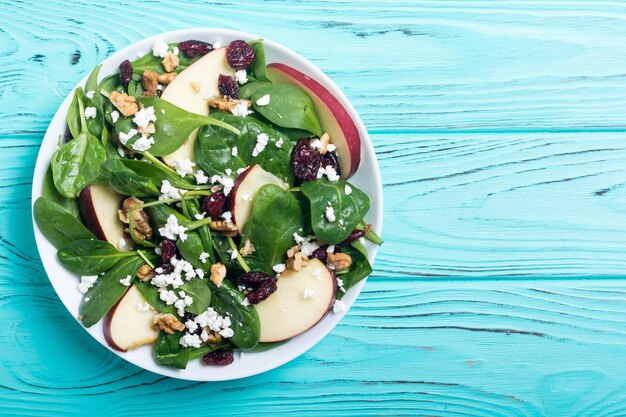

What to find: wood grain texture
left=3, top=0, right=626, bottom=415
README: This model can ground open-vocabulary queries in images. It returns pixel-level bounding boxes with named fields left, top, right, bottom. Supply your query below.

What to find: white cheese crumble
left=210, top=175, right=235, bottom=196
left=299, top=235, right=321, bottom=256
left=231, top=101, right=253, bottom=117
left=231, top=147, right=238, bottom=156
left=172, top=46, right=179, bottom=56
left=327, top=144, right=337, bottom=152
left=119, top=275, right=132, bottom=286
left=293, top=232, right=305, bottom=244
left=327, top=245, right=335, bottom=253
left=179, top=333, right=202, bottom=348
left=275, top=137, right=284, bottom=148
left=84, top=297, right=90, bottom=302
left=234, top=69, right=248, bottom=84
left=194, top=169, right=209, bottom=185
left=173, top=158, right=196, bottom=177
left=310, top=139, right=322, bottom=149
left=84, top=106, right=97, bottom=119
left=110, top=110, right=120, bottom=123
left=159, top=180, right=187, bottom=200
left=325, top=206, right=336, bottom=222
left=118, top=128, right=137, bottom=145
left=118, top=237, right=128, bottom=251
left=241, top=297, right=250, bottom=307
left=194, top=213, right=205, bottom=220
left=337, top=278, right=346, bottom=293
left=136, top=302, right=154, bottom=313
left=85, top=90, right=95, bottom=99
left=131, top=135, right=155, bottom=152
left=237, top=167, right=247, bottom=175
left=174, top=291, right=193, bottom=316
left=199, top=252, right=210, bottom=264
left=256, top=94, right=270, bottom=106
left=159, top=290, right=178, bottom=305
left=230, top=249, right=238, bottom=260
left=152, top=38, right=169, bottom=58
left=273, top=263, right=286, bottom=274
left=221, top=211, right=232, bottom=223
left=132, top=106, right=157, bottom=129
left=333, top=300, right=346, bottom=314
left=302, top=288, right=316, bottom=300
left=318, top=165, right=340, bottom=182
left=78, top=275, right=98, bottom=294
left=193, top=307, right=233, bottom=336
left=252, top=133, right=269, bottom=157
left=185, top=320, right=198, bottom=333
left=345, top=185, right=352, bottom=195
left=200, top=329, right=209, bottom=342
left=158, top=214, right=188, bottom=241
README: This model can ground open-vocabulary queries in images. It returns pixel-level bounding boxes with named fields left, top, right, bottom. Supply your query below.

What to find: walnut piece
left=327, top=252, right=352, bottom=271
left=208, top=97, right=251, bottom=112
left=240, top=239, right=255, bottom=256
left=162, top=52, right=180, bottom=72
left=141, top=70, right=159, bottom=97
left=118, top=197, right=153, bottom=240
left=286, top=252, right=308, bottom=272
left=286, top=245, right=300, bottom=259
left=157, top=72, right=177, bottom=85
left=317, top=133, right=331, bottom=154
left=137, top=122, right=155, bottom=135
left=137, top=264, right=153, bottom=281
left=210, top=263, right=226, bottom=287
left=109, top=91, right=138, bottom=116
left=153, top=313, right=185, bottom=334
left=205, top=331, right=222, bottom=345
left=209, top=220, right=238, bottom=237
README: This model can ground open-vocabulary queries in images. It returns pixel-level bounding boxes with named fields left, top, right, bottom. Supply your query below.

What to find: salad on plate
left=34, top=37, right=382, bottom=369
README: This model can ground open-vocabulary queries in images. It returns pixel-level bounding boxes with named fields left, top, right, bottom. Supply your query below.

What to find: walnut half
left=109, top=91, right=138, bottom=117
left=286, top=252, right=308, bottom=272
left=208, top=97, right=251, bottom=112
left=153, top=313, right=185, bottom=334
left=209, top=220, right=238, bottom=237
left=210, top=263, right=226, bottom=287
left=118, top=197, right=153, bottom=240
left=141, top=70, right=158, bottom=97
left=327, top=252, right=352, bottom=271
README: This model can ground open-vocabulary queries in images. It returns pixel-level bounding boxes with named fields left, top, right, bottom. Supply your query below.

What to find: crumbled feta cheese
left=219, top=328, right=234, bottom=338
left=173, top=158, right=196, bottom=177
left=185, top=320, right=198, bottom=333
left=225, top=168, right=232, bottom=176
left=132, top=106, right=157, bottom=129
left=158, top=214, right=189, bottom=241
left=252, top=133, right=269, bottom=157
left=110, top=110, right=120, bottom=123
left=275, top=137, right=284, bottom=148
left=179, top=333, right=202, bottom=348
left=155, top=247, right=162, bottom=256
left=299, top=235, right=321, bottom=256
left=119, top=275, right=132, bottom=286
left=210, top=175, right=235, bottom=196
left=172, top=46, right=179, bottom=56
left=293, top=232, right=305, bottom=244
left=337, top=278, right=346, bottom=293
left=236, top=167, right=247, bottom=175
left=84, top=297, right=90, bottom=302
left=333, top=300, right=346, bottom=314
left=273, top=263, right=286, bottom=274
left=159, top=180, right=187, bottom=200
left=199, top=252, right=210, bottom=264
left=231, top=147, right=238, bottom=156
left=152, top=38, right=169, bottom=58
left=256, top=94, right=270, bottom=106
left=345, top=185, right=352, bottom=195
left=327, top=144, right=337, bottom=152
left=200, top=329, right=209, bottom=342
left=241, top=298, right=250, bottom=307
left=338, top=219, right=345, bottom=227
left=78, top=275, right=98, bottom=294
left=159, top=290, right=178, bottom=305
left=118, top=237, right=128, bottom=251
left=231, top=101, right=253, bottom=117
left=194, top=169, right=209, bottom=184
left=194, top=213, right=205, bottom=220
left=318, top=165, right=340, bottom=182
left=221, top=211, right=232, bottom=223
left=234, top=69, right=248, bottom=84
left=85, top=90, right=95, bottom=99
left=325, top=206, right=336, bottom=222
left=230, top=249, right=238, bottom=260
left=118, top=129, right=138, bottom=145
left=195, top=269, right=205, bottom=279
left=327, top=245, right=335, bottom=253
left=84, top=106, right=97, bottom=119
left=136, top=302, right=154, bottom=313
left=193, top=307, right=233, bottom=337
left=131, top=134, right=155, bottom=152
left=310, top=139, right=322, bottom=149
left=302, top=288, right=316, bottom=300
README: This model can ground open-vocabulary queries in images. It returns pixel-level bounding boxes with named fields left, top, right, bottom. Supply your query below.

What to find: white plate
left=31, top=28, right=383, bottom=381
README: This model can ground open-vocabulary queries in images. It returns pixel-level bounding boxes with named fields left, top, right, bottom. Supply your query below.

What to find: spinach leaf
left=211, top=280, right=260, bottom=350
left=33, top=197, right=95, bottom=248
left=300, top=178, right=370, bottom=244
left=99, top=73, right=120, bottom=96
left=242, top=184, right=303, bottom=273
left=57, top=239, right=136, bottom=275
left=79, top=255, right=144, bottom=327
left=101, top=159, right=160, bottom=196
left=154, top=331, right=190, bottom=369
left=212, top=233, right=243, bottom=274
left=187, top=201, right=215, bottom=264
left=66, top=92, right=81, bottom=139
left=251, top=84, right=322, bottom=136
left=52, top=91, right=107, bottom=198
left=117, top=159, right=193, bottom=190
left=248, top=340, right=289, bottom=352
left=176, top=231, right=208, bottom=271
left=336, top=243, right=372, bottom=299
left=43, top=165, right=80, bottom=217
left=134, top=280, right=176, bottom=314
left=83, top=65, right=105, bottom=140
left=195, top=112, right=294, bottom=184
left=131, top=43, right=201, bottom=75
left=179, top=279, right=211, bottom=315
left=249, top=42, right=269, bottom=82
left=135, top=97, right=240, bottom=156
left=240, top=81, right=270, bottom=100
left=127, top=79, right=144, bottom=100
left=146, top=204, right=187, bottom=231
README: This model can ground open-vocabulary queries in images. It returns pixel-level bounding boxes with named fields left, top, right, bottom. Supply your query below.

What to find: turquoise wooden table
left=4, top=1, right=626, bottom=415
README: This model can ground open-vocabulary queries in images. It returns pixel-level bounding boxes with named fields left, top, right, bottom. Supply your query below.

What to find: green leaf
left=176, top=232, right=209, bottom=271
left=83, top=65, right=105, bottom=140
left=66, top=92, right=81, bottom=139
left=135, top=97, right=240, bottom=156
left=42, top=165, right=80, bottom=217
left=57, top=239, right=135, bottom=275
left=336, top=243, right=372, bottom=299
left=117, top=158, right=194, bottom=190
left=195, top=112, right=295, bottom=184
left=249, top=42, right=269, bottom=82
left=240, top=81, right=271, bottom=100
left=79, top=255, right=144, bottom=327
left=242, top=184, right=304, bottom=273
left=131, top=43, right=202, bottom=75
left=300, top=178, right=370, bottom=244
left=101, top=159, right=160, bottom=196
left=33, top=197, right=95, bottom=248
left=187, top=201, right=215, bottom=264
left=211, top=280, right=260, bottom=350
left=179, top=279, right=211, bottom=315
left=251, top=84, right=322, bottom=136
left=134, top=280, right=176, bottom=314
left=154, top=331, right=230, bottom=369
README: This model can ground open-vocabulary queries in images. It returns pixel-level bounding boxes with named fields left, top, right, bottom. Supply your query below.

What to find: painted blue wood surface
left=3, top=0, right=626, bottom=415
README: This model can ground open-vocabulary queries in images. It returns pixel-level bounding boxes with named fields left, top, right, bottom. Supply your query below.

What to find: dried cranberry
left=236, top=271, right=274, bottom=290
left=247, top=278, right=278, bottom=304
left=63, top=124, right=73, bottom=142
left=339, top=229, right=365, bottom=246
left=202, top=191, right=226, bottom=219
left=178, top=40, right=213, bottom=58
left=226, top=40, right=255, bottom=70
left=203, top=350, right=234, bottom=366
left=218, top=74, right=239, bottom=98
left=160, top=239, right=177, bottom=263
left=311, top=246, right=330, bottom=262
left=119, top=59, right=133, bottom=88
left=292, top=139, right=322, bottom=181
left=322, top=151, right=342, bottom=178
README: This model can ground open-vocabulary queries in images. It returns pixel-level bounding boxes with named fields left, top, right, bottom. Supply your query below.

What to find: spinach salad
left=35, top=38, right=382, bottom=369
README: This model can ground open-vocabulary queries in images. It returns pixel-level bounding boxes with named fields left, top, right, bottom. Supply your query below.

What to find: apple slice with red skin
left=266, top=63, right=361, bottom=179
left=103, top=285, right=159, bottom=352
left=79, top=184, right=129, bottom=250
left=228, top=164, right=289, bottom=233
left=254, top=258, right=337, bottom=343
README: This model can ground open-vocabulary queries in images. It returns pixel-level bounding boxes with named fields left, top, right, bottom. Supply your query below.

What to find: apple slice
left=103, top=285, right=159, bottom=352
left=161, top=47, right=235, bottom=166
left=266, top=63, right=361, bottom=179
left=228, top=164, right=289, bottom=233
left=79, top=184, right=130, bottom=250
left=254, top=258, right=336, bottom=342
